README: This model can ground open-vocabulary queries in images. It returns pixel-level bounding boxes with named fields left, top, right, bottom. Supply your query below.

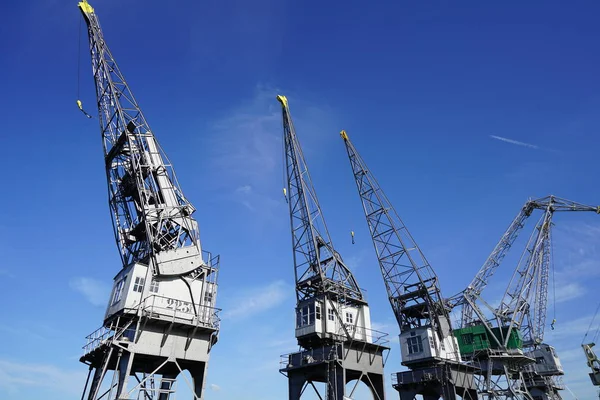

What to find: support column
left=117, top=351, right=135, bottom=399
left=288, top=375, right=306, bottom=400
left=364, top=373, right=385, bottom=400
left=190, top=364, right=207, bottom=399
left=327, top=362, right=345, bottom=400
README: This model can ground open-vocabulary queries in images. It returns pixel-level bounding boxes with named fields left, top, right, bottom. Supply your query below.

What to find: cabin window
left=302, top=306, right=309, bottom=325
left=345, top=312, right=353, bottom=324
left=297, top=305, right=316, bottom=327
left=133, top=277, right=145, bottom=293
left=407, top=333, right=423, bottom=354
left=112, top=277, right=126, bottom=305
left=149, top=279, right=159, bottom=293
left=536, top=356, right=546, bottom=365
left=204, top=291, right=213, bottom=305
left=328, top=309, right=335, bottom=321
left=316, top=304, right=321, bottom=320
left=463, top=333, right=474, bottom=345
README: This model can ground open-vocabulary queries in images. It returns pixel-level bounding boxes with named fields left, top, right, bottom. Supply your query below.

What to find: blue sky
left=1, top=0, right=600, bottom=399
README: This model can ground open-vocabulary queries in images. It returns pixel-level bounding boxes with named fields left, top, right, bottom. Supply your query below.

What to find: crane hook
left=283, top=188, right=288, bottom=204
left=351, top=231, right=355, bottom=245
left=77, top=100, right=93, bottom=119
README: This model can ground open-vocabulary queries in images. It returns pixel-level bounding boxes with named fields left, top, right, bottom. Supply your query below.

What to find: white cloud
left=546, top=314, right=598, bottom=341
left=221, top=280, right=289, bottom=320
left=344, top=254, right=363, bottom=272
left=207, top=86, right=282, bottom=216
left=205, top=86, right=338, bottom=223
left=69, top=277, right=111, bottom=306
left=0, top=269, right=15, bottom=278
left=235, top=185, right=252, bottom=195
left=0, top=359, right=86, bottom=396
left=210, top=383, right=221, bottom=391
left=554, top=282, right=587, bottom=303
left=490, top=135, right=539, bottom=149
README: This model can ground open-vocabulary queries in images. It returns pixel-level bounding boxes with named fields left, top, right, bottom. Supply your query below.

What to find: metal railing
left=83, top=325, right=115, bottom=355
left=140, top=294, right=221, bottom=329
left=82, top=294, right=221, bottom=356
left=280, top=325, right=389, bottom=370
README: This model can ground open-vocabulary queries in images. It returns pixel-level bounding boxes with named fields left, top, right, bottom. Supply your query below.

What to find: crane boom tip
left=276, top=95, right=288, bottom=109
left=78, top=0, right=94, bottom=14
left=340, top=130, right=349, bottom=140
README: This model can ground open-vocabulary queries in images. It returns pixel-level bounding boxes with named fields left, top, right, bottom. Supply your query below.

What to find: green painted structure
left=454, top=325, right=523, bottom=355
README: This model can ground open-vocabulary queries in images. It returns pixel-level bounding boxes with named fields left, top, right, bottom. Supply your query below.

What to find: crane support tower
left=340, top=131, right=478, bottom=400
left=277, top=96, right=389, bottom=400
left=77, top=2, right=220, bottom=399
left=451, top=196, right=599, bottom=399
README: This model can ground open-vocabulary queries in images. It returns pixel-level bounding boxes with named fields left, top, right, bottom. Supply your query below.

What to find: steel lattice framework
left=341, top=130, right=449, bottom=334
left=82, top=1, right=202, bottom=274
left=77, top=2, right=219, bottom=400
left=279, top=96, right=363, bottom=304
left=456, top=196, right=599, bottom=339
left=452, top=195, right=599, bottom=400
left=341, top=131, right=479, bottom=400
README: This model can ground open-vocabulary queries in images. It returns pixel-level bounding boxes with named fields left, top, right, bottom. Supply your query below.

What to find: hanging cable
left=582, top=300, right=600, bottom=345
left=563, top=384, right=579, bottom=400
left=593, top=306, right=600, bottom=344
left=76, top=16, right=92, bottom=119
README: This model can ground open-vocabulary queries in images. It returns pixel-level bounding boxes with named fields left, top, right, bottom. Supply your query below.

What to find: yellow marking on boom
left=276, top=95, right=288, bottom=109
left=78, top=0, right=94, bottom=14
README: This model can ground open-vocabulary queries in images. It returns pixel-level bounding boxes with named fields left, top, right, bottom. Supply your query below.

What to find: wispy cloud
left=0, top=269, right=15, bottom=278
left=205, top=85, right=339, bottom=223
left=490, top=135, right=539, bottom=149
left=206, top=86, right=284, bottom=220
left=0, top=359, right=86, bottom=396
left=221, top=280, right=289, bottom=320
left=554, top=282, right=587, bottom=303
left=210, top=384, right=221, bottom=391
left=546, top=313, right=597, bottom=341
left=69, top=277, right=111, bottom=306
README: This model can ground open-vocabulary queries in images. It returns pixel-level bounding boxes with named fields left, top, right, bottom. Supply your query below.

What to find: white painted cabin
left=104, top=262, right=216, bottom=327
left=295, top=298, right=374, bottom=343
left=525, top=344, right=564, bottom=376
left=400, top=327, right=462, bottom=365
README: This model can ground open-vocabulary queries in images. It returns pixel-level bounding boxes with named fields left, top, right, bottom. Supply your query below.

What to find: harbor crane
left=77, top=1, right=220, bottom=399
left=340, top=131, right=478, bottom=400
left=449, top=196, right=599, bottom=399
left=582, top=300, right=600, bottom=393
left=277, top=97, right=389, bottom=400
